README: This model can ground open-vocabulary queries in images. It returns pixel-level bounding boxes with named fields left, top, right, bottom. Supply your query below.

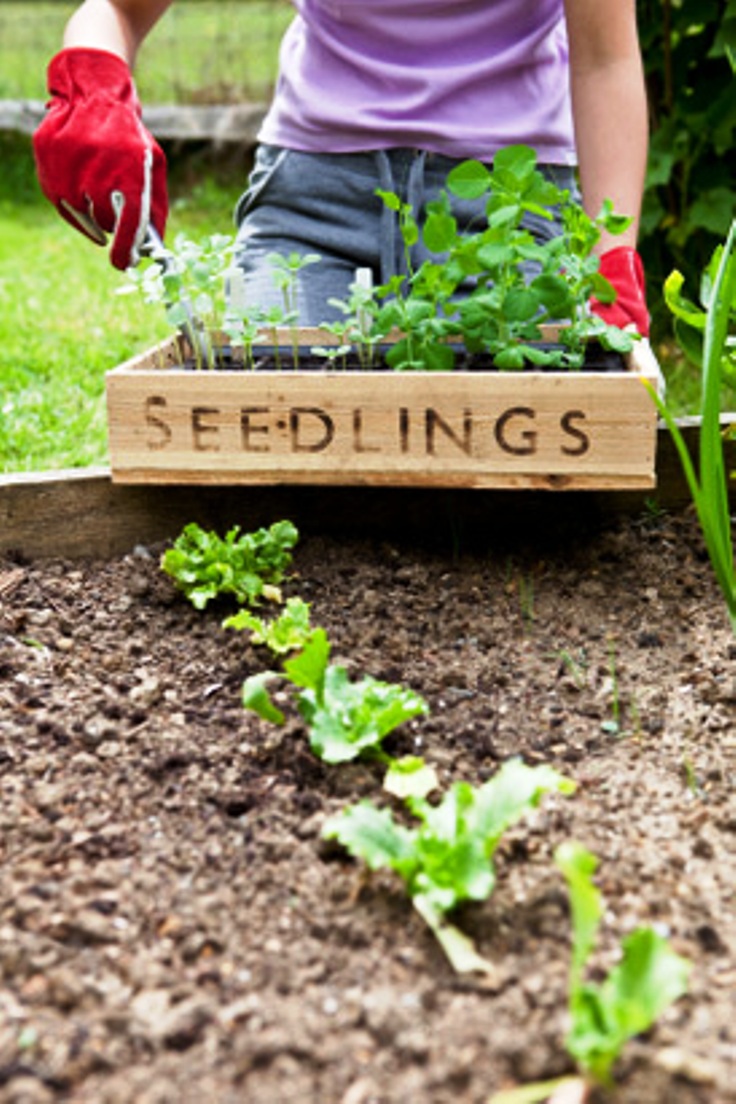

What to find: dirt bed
left=0, top=502, right=734, bottom=1104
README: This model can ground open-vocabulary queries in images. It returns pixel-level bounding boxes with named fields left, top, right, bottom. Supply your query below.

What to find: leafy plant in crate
left=120, top=231, right=234, bottom=370
left=364, top=144, right=638, bottom=372
left=119, top=145, right=637, bottom=374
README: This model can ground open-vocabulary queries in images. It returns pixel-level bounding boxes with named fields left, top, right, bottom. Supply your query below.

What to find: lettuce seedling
left=556, top=841, right=691, bottom=1087
left=323, top=758, right=575, bottom=974
left=489, top=842, right=692, bottom=1104
left=161, top=520, right=298, bottom=610
left=242, top=628, right=429, bottom=764
left=223, top=596, right=313, bottom=654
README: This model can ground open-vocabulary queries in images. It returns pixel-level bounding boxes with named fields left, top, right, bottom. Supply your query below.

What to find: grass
left=0, top=1, right=292, bottom=103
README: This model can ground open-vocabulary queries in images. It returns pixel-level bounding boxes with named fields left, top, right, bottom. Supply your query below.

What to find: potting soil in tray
left=179, top=342, right=627, bottom=373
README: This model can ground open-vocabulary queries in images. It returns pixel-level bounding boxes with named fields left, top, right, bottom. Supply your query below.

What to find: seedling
left=491, top=842, right=691, bottom=1103
left=644, top=220, right=736, bottom=633
left=241, top=627, right=429, bottom=765
left=314, top=269, right=384, bottom=369
left=223, top=596, right=313, bottom=655
left=267, top=250, right=321, bottom=367
left=552, top=647, right=589, bottom=690
left=119, top=231, right=234, bottom=369
left=323, top=758, right=575, bottom=975
left=160, top=520, right=299, bottom=609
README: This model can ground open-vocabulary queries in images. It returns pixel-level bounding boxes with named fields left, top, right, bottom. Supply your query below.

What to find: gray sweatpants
left=233, top=145, right=579, bottom=327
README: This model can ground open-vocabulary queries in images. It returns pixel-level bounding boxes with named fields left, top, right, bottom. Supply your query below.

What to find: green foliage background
left=638, top=0, right=736, bottom=331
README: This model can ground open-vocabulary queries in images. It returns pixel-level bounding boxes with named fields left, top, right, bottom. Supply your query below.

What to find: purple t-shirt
left=259, top=0, right=576, bottom=164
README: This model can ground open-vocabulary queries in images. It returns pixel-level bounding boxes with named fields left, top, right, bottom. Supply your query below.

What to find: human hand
left=33, top=48, right=168, bottom=270
left=591, top=246, right=650, bottom=337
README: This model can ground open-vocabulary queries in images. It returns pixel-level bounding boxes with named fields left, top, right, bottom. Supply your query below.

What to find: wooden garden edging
left=1, top=417, right=734, bottom=560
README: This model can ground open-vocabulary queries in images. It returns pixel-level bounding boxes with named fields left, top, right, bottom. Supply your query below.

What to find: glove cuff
left=598, top=246, right=645, bottom=293
left=47, top=47, right=139, bottom=107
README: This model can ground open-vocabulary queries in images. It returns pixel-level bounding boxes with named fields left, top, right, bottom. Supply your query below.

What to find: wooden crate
left=106, top=330, right=661, bottom=489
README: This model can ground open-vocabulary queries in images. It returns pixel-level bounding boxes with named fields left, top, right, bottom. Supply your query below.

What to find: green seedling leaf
left=446, top=158, right=492, bottom=200
left=556, top=841, right=691, bottom=1086
left=383, top=756, right=439, bottom=800
left=412, top=894, right=499, bottom=979
left=282, top=626, right=331, bottom=694
left=471, top=759, right=576, bottom=851
left=305, top=667, right=429, bottom=764
left=492, top=143, right=538, bottom=183
left=323, top=799, right=417, bottom=874
left=224, top=596, right=312, bottom=654
left=555, top=841, right=602, bottom=982
left=423, top=202, right=458, bottom=254
left=421, top=342, right=456, bottom=372
left=241, top=671, right=285, bottom=725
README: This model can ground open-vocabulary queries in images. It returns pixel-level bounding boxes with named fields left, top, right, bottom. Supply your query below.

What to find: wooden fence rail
left=0, top=99, right=266, bottom=144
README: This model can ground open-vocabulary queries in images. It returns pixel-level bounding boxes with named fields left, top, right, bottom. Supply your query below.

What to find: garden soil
left=0, top=501, right=734, bottom=1104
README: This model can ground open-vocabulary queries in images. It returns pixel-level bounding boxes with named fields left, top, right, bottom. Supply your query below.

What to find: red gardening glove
left=33, top=48, right=168, bottom=270
left=591, top=246, right=650, bottom=337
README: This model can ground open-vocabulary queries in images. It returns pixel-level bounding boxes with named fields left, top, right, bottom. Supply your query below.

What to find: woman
left=33, top=0, right=650, bottom=333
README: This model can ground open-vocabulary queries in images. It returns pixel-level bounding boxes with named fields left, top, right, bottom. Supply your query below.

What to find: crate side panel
left=107, top=368, right=656, bottom=486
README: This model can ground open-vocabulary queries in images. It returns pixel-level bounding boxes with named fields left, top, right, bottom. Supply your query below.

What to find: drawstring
left=373, top=148, right=428, bottom=287
left=405, top=149, right=427, bottom=275
left=374, top=150, right=395, bottom=288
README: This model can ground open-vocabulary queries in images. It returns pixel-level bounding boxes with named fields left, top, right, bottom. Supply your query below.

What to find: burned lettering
left=192, top=407, right=220, bottom=451
left=241, top=406, right=270, bottom=453
left=560, top=410, right=590, bottom=456
left=494, top=407, right=537, bottom=455
left=289, top=407, right=335, bottom=453
left=145, top=395, right=172, bottom=450
left=425, top=408, right=473, bottom=456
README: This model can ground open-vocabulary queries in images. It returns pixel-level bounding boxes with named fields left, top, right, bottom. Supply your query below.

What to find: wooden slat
left=0, top=418, right=733, bottom=560
left=0, top=100, right=266, bottom=143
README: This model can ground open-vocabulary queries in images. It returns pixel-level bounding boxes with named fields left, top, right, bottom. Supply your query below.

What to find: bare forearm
left=63, top=0, right=172, bottom=67
left=564, top=0, right=648, bottom=252
left=571, top=59, right=648, bottom=250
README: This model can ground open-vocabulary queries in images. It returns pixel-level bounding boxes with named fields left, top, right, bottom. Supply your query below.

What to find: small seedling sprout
left=267, top=251, right=321, bottom=367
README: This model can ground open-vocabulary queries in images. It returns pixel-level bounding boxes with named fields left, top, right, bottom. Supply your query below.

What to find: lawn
left=0, top=1, right=292, bottom=103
